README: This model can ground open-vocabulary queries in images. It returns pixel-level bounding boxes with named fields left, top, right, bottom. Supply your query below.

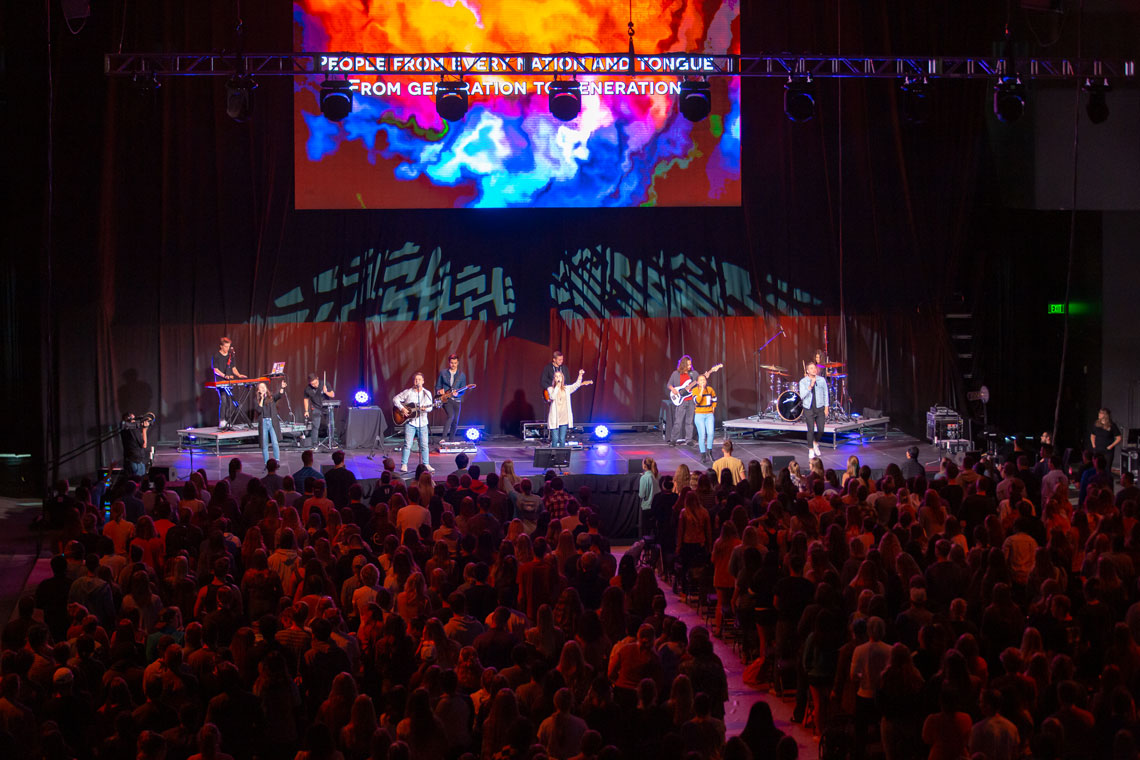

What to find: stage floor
left=150, top=427, right=940, bottom=482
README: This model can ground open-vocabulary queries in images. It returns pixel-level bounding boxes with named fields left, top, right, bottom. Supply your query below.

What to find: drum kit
left=759, top=362, right=851, bottom=422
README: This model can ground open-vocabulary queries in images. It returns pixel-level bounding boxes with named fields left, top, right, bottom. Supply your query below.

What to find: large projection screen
left=293, top=1, right=741, bottom=209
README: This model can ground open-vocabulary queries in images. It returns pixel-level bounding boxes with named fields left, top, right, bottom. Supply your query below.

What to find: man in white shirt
left=1040, top=455, right=1070, bottom=503
left=850, top=616, right=891, bottom=759
left=396, top=496, right=431, bottom=538
left=969, top=689, right=1020, bottom=760
left=393, top=372, right=435, bottom=473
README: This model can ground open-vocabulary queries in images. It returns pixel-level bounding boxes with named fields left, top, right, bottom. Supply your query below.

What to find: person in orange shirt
left=711, top=522, right=742, bottom=636
left=691, top=374, right=718, bottom=464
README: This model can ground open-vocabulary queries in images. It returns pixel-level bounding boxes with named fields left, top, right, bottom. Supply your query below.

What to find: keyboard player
left=212, top=337, right=247, bottom=428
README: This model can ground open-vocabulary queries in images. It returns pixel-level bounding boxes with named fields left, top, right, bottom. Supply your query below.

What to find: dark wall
left=11, top=0, right=1129, bottom=483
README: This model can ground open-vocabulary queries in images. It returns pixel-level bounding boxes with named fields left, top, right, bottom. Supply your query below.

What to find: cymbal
left=760, top=364, right=789, bottom=374
left=820, top=361, right=845, bottom=368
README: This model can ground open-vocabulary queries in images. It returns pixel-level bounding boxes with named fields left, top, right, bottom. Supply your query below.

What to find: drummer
left=812, top=348, right=830, bottom=375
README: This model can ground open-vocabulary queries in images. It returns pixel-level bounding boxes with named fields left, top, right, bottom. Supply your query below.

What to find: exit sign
left=1047, top=303, right=1066, bottom=314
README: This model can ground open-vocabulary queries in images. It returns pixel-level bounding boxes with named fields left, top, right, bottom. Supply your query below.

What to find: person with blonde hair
left=638, top=457, right=660, bottom=537
left=500, top=460, right=522, bottom=492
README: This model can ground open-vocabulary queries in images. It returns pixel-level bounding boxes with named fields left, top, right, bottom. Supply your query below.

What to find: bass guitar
left=669, top=363, right=724, bottom=406
left=392, top=401, right=438, bottom=426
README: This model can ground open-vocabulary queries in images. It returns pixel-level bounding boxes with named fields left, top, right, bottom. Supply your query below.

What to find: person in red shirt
left=608, top=624, right=663, bottom=713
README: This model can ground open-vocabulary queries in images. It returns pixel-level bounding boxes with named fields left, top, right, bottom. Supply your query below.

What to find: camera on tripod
left=121, top=412, right=156, bottom=430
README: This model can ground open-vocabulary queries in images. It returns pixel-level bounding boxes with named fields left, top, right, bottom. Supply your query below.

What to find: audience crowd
left=5, top=440, right=1138, bottom=760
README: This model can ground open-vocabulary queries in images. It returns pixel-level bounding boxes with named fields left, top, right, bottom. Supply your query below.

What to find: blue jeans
left=261, top=418, right=280, bottom=462
left=127, top=461, right=147, bottom=477
left=402, top=423, right=430, bottom=467
left=695, top=413, right=715, bottom=453
left=550, top=425, right=569, bottom=447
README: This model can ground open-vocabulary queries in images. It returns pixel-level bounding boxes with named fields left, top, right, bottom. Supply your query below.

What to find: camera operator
left=120, top=413, right=150, bottom=477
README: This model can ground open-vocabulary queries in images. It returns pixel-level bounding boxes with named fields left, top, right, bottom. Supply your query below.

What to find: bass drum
left=777, top=390, right=803, bottom=422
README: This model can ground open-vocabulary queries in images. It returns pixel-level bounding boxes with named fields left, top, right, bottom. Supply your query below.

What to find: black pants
left=217, top=387, right=238, bottom=425
left=804, top=405, right=826, bottom=448
left=669, top=402, right=695, bottom=442
left=308, top=411, right=322, bottom=447
left=442, top=399, right=461, bottom=441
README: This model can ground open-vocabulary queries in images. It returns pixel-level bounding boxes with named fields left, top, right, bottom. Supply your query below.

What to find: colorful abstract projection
left=293, top=0, right=741, bottom=209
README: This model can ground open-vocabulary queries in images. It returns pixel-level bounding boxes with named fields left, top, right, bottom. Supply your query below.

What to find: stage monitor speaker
left=533, top=448, right=572, bottom=470
left=772, top=455, right=794, bottom=471
left=148, top=466, right=170, bottom=481
left=862, top=407, right=883, bottom=419
left=345, top=406, right=385, bottom=449
left=468, top=461, right=494, bottom=477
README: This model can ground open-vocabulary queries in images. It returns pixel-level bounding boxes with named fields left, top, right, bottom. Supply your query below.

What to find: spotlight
left=436, top=79, right=470, bottom=122
left=992, top=77, right=1026, bottom=123
left=899, top=77, right=930, bottom=124
left=353, top=390, right=371, bottom=406
left=225, top=75, right=256, bottom=123
left=783, top=76, right=815, bottom=123
left=679, top=80, right=712, bottom=122
left=132, top=72, right=161, bottom=94
left=549, top=78, right=582, bottom=122
left=319, top=78, right=354, bottom=122
left=1083, top=78, right=1110, bottom=124
left=465, top=428, right=482, bottom=442
left=593, top=425, right=610, bottom=440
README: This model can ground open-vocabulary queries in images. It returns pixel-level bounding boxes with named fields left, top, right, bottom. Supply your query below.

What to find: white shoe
left=807, top=448, right=815, bottom=458
left=424, top=464, right=435, bottom=473
left=218, top=420, right=227, bottom=429
left=400, top=464, right=408, bottom=473
left=813, top=445, right=822, bottom=457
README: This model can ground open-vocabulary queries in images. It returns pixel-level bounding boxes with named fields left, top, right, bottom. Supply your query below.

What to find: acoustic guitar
left=392, top=401, right=438, bottom=426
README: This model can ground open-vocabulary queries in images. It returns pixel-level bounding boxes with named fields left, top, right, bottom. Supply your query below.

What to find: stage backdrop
left=31, top=0, right=1017, bottom=479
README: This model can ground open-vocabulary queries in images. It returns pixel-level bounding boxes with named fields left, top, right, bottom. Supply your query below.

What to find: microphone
left=778, top=324, right=786, bottom=335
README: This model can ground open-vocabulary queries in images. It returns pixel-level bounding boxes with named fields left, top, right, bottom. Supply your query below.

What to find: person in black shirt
left=120, top=413, right=150, bottom=477
left=303, top=373, right=335, bottom=447
left=539, top=350, right=566, bottom=402
left=211, top=337, right=246, bottom=428
left=900, top=445, right=925, bottom=482
left=1091, top=407, right=1123, bottom=470
left=435, top=354, right=469, bottom=442
left=255, top=380, right=285, bottom=464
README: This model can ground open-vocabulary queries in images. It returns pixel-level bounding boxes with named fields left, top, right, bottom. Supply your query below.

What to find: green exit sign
left=1047, top=303, right=1066, bottom=314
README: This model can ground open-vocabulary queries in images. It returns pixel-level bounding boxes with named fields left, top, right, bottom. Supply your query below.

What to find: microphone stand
left=752, top=327, right=785, bottom=419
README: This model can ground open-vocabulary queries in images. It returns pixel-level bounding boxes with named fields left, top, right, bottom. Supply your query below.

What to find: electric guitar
left=392, top=400, right=439, bottom=426
left=669, top=363, right=724, bottom=406
left=437, top=383, right=476, bottom=403
left=545, top=380, right=594, bottom=403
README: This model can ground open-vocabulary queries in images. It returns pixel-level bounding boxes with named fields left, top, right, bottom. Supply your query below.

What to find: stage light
left=679, top=80, right=712, bottom=122
left=899, top=77, right=930, bottom=124
left=225, top=75, right=256, bottom=123
left=132, top=72, right=161, bottom=94
left=783, top=76, right=815, bottom=123
left=465, top=428, right=482, bottom=442
left=353, top=390, right=371, bottom=406
left=593, top=425, right=610, bottom=440
left=436, top=79, right=469, bottom=122
left=992, top=77, right=1026, bottom=123
left=320, top=78, right=354, bottom=122
left=1083, top=78, right=1110, bottom=124
left=549, top=79, right=582, bottom=122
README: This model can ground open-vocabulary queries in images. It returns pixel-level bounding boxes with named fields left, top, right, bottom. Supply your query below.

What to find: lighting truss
left=104, top=52, right=1136, bottom=81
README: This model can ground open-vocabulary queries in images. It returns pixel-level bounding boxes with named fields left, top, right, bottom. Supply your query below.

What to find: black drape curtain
left=35, top=1, right=1015, bottom=479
